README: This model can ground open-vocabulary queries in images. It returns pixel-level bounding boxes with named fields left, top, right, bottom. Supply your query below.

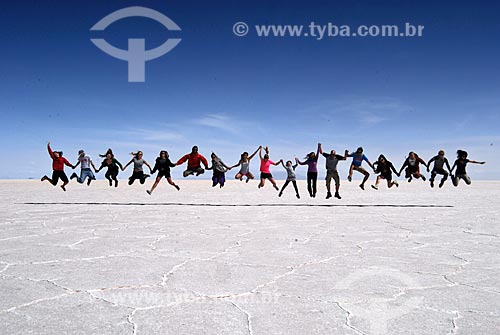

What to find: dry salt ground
left=0, top=179, right=499, bottom=335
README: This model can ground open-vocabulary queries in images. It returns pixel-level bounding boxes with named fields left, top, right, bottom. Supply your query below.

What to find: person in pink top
left=258, top=146, right=282, bottom=190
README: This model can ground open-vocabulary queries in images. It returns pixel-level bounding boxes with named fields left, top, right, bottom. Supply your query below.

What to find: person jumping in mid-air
left=176, top=146, right=209, bottom=177
left=147, top=150, right=180, bottom=195
left=95, top=149, right=123, bottom=187
left=258, top=146, right=282, bottom=191
left=278, top=160, right=300, bottom=198
left=70, top=149, right=97, bottom=186
left=399, top=152, right=428, bottom=182
left=41, top=142, right=74, bottom=191
left=450, top=150, right=485, bottom=187
left=231, top=146, right=260, bottom=182
left=207, top=152, right=232, bottom=188
left=427, top=150, right=452, bottom=188
left=346, top=147, right=374, bottom=190
left=372, top=154, right=400, bottom=190
left=296, top=143, right=320, bottom=198
left=123, top=151, right=153, bottom=185
left=319, top=143, right=346, bottom=199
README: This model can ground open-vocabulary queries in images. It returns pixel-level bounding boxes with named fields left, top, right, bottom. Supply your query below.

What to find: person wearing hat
left=71, top=149, right=97, bottom=186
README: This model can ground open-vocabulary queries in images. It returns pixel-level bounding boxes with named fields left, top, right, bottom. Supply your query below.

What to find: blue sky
left=0, top=0, right=499, bottom=180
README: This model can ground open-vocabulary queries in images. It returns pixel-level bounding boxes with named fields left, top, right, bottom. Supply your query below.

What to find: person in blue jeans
left=71, top=150, right=97, bottom=186
left=346, top=147, right=374, bottom=190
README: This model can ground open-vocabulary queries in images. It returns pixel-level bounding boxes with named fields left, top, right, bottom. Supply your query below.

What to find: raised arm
left=47, top=142, right=55, bottom=159
left=248, top=146, right=261, bottom=160
left=273, top=159, right=283, bottom=166
left=296, top=156, right=306, bottom=165
left=316, top=143, right=320, bottom=160
left=318, top=143, right=323, bottom=155
left=259, top=147, right=263, bottom=160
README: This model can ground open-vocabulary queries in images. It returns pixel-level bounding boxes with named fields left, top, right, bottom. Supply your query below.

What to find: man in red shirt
left=176, top=146, right=209, bottom=177
left=41, top=142, right=75, bottom=191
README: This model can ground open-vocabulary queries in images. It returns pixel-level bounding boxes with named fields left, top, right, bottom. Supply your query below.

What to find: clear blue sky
left=0, top=0, right=498, bottom=180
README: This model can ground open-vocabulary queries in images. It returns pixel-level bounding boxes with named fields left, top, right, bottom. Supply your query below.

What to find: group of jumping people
left=41, top=142, right=486, bottom=199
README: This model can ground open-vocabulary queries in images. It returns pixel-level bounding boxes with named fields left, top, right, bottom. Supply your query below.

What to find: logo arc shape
left=90, top=6, right=181, bottom=31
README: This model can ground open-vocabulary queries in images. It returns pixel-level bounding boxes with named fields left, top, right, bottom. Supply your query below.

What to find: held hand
left=427, top=167, right=430, bottom=173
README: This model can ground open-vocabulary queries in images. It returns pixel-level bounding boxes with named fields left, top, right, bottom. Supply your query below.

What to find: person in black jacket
left=372, top=154, right=400, bottom=190
left=147, top=150, right=180, bottom=195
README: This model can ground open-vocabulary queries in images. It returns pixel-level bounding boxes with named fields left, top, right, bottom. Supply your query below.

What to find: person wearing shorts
left=258, top=146, right=282, bottom=191
left=231, top=146, right=260, bottom=182
left=147, top=150, right=179, bottom=195
left=371, top=154, right=400, bottom=190
left=399, top=152, right=428, bottom=182
left=346, top=147, right=374, bottom=190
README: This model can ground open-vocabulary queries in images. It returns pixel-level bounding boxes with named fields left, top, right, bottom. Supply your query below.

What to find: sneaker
left=278, top=192, right=282, bottom=197
left=87, top=179, right=92, bottom=186
left=348, top=176, right=352, bottom=182
left=359, top=184, right=365, bottom=190
left=393, top=181, right=399, bottom=187
left=174, top=184, right=180, bottom=191
left=70, top=173, right=78, bottom=180
left=115, top=180, right=119, bottom=187
left=439, top=180, right=445, bottom=188
left=274, top=185, right=279, bottom=191
left=408, top=176, right=412, bottom=183
left=326, top=192, right=332, bottom=199
left=41, top=175, right=48, bottom=182
left=146, top=190, right=152, bottom=195
left=430, top=179, right=434, bottom=188
left=421, top=175, right=426, bottom=181
left=108, top=179, right=113, bottom=187
left=296, top=193, right=300, bottom=199
left=371, top=185, right=378, bottom=190
left=246, top=178, right=250, bottom=183
left=334, top=192, right=341, bottom=199
left=60, top=185, right=66, bottom=192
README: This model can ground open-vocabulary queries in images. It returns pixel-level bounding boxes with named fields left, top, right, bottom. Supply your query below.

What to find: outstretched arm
left=144, top=161, right=153, bottom=173
left=450, top=161, right=456, bottom=174
left=344, top=150, right=350, bottom=160
left=273, top=159, right=283, bottom=166
left=469, top=160, right=486, bottom=165
left=73, top=160, right=80, bottom=169
left=115, top=159, right=124, bottom=170
left=398, top=160, right=407, bottom=175
left=122, top=159, right=133, bottom=171
left=248, top=146, right=261, bottom=160
left=175, top=154, right=189, bottom=166
left=296, top=157, right=306, bottom=165
left=445, top=159, right=452, bottom=173
left=90, top=160, right=97, bottom=171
